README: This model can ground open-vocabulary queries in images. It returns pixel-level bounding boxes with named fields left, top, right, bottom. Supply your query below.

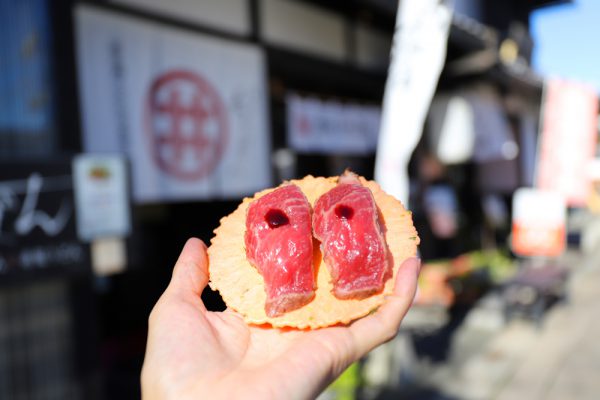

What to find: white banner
left=374, top=0, right=452, bottom=206
left=286, top=93, right=381, bottom=154
left=75, top=5, right=271, bottom=203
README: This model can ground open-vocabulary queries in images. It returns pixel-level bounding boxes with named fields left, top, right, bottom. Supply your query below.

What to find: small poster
left=512, top=188, right=566, bottom=258
left=72, top=154, right=131, bottom=242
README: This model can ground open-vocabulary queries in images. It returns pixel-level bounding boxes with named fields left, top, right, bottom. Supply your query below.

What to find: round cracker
left=208, top=175, right=419, bottom=329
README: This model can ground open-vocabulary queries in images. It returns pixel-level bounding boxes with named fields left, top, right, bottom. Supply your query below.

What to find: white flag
left=375, top=0, right=452, bottom=206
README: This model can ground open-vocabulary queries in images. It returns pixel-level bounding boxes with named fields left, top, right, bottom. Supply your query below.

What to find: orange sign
left=512, top=188, right=566, bottom=257
left=536, top=79, right=598, bottom=206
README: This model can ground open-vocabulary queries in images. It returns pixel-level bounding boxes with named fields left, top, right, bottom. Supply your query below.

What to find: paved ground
left=432, top=248, right=600, bottom=400
left=342, top=213, right=600, bottom=399
left=496, top=250, right=600, bottom=400
left=346, top=247, right=600, bottom=400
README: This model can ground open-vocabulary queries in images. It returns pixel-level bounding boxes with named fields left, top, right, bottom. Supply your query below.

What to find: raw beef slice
left=313, top=172, right=390, bottom=299
left=245, top=184, right=315, bottom=317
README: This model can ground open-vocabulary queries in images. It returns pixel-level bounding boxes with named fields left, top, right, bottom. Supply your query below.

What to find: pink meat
left=313, top=172, right=389, bottom=299
left=245, top=184, right=315, bottom=317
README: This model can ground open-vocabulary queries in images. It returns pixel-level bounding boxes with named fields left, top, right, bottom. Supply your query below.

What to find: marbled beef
left=245, top=184, right=315, bottom=317
left=313, top=172, right=389, bottom=299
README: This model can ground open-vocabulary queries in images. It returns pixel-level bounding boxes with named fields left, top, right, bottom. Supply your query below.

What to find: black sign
left=0, top=161, right=89, bottom=277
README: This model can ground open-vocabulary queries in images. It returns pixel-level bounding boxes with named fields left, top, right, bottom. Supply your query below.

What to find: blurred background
left=1, top=0, right=600, bottom=399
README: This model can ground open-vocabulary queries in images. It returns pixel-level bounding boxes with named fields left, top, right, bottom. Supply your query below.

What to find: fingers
left=348, top=256, right=421, bottom=356
left=166, top=237, right=210, bottom=299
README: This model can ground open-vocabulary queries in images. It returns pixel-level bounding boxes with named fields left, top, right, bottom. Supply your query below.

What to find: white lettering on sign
left=0, top=173, right=72, bottom=241
left=18, top=243, right=84, bottom=270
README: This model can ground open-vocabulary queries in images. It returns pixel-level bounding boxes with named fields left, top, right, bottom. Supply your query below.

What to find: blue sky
left=530, top=0, right=600, bottom=92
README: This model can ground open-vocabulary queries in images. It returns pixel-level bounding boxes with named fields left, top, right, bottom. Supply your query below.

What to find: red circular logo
left=146, top=70, right=228, bottom=181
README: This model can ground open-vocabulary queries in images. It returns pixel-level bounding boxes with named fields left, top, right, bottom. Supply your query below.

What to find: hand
left=141, top=238, right=420, bottom=399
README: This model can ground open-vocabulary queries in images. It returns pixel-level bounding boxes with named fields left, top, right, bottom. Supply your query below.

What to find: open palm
left=142, top=238, right=420, bottom=399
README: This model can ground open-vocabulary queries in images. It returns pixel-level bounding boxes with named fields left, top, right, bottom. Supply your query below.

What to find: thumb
left=143, top=238, right=209, bottom=398
left=166, top=237, right=209, bottom=299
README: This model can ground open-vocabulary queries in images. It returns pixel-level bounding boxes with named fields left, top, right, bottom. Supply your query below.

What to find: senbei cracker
left=207, top=175, right=419, bottom=329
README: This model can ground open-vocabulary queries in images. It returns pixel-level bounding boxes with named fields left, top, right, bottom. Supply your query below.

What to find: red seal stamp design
left=146, top=70, right=228, bottom=180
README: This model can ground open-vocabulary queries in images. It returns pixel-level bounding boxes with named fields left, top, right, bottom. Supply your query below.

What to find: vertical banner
left=75, top=5, right=271, bottom=203
left=536, top=79, right=598, bottom=206
left=374, top=0, right=452, bottom=206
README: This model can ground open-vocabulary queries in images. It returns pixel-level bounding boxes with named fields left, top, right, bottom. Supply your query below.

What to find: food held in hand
left=208, top=174, right=419, bottom=328
left=313, top=171, right=389, bottom=299
left=245, top=184, right=315, bottom=317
